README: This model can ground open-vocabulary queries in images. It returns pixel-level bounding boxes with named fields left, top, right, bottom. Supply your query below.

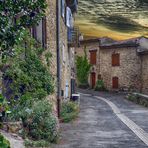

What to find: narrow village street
left=54, top=89, right=148, bottom=148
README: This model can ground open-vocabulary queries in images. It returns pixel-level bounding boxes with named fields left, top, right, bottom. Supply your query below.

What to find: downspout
left=140, top=54, right=143, bottom=93
left=56, top=0, right=61, bottom=118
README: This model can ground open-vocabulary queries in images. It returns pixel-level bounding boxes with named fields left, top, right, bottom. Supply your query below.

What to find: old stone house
left=32, top=0, right=79, bottom=116
left=75, top=38, right=100, bottom=88
left=76, top=37, right=148, bottom=95
left=1, top=0, right=79, bottom=117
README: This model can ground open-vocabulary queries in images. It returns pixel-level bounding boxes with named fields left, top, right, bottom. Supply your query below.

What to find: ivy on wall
left=76, top=47, right=91, bottom=87
left=2, top=31, right=54, bottom=109
left=0, top=0, right=47, bottom=55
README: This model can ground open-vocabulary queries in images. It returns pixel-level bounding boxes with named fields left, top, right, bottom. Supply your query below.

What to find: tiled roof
left=99, top=37, right=142, bottom=49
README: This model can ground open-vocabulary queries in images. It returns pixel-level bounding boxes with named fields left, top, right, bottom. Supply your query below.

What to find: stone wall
left=41, top=0, right=57, bottom=113
left=60, top=18, right=71, bottom=100
left=41, top=0, right=71, bottom=114
left=141, top=54, right=148, bottom=95
left=99, top=47, right=142, bottom=91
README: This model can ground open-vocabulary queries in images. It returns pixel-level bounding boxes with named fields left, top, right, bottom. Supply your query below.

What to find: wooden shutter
left=32, top=26, right=37, bottom=40
left=112, top=53, right=120, bottom=66
left=112, top=77, right=119, bottom=89
left=42, top=16, right=47, bottom=49
left=90, top=51, right=97, bottom=65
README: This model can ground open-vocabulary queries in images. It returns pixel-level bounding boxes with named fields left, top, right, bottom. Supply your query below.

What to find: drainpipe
left=56, top=0, right=61, bottom=118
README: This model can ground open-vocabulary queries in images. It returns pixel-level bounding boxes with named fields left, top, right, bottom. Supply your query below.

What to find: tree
left=0, top=0, right=47, bottom=56
left=76, top=47, right=91, bottom=88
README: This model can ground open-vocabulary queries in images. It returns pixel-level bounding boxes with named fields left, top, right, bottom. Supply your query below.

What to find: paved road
left=54, top=89, right=148, bottom=148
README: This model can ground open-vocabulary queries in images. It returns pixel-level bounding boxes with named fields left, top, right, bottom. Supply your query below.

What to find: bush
left=76, top=47, right=91, bottom=87
left=0, top=94, right=11, bottom=123
left=95, top=80, right=106, bottom=91
left=127, top=94, right=148, bottom=107
left=60, top=101, right=79, bottom=123
left=0, top=133, right=11, bottom=148
left=20, top=100, right=58, bottom=142
left=25, top=139, right=50, bottom=148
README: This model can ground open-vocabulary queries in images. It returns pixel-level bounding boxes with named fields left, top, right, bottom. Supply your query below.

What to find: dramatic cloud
left=75, top=0, right=148, bottom=40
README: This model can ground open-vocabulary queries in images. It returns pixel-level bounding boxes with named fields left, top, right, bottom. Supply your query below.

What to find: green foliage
left=3, top=31, right=54, bottom=110
left=25, top=139, right=51, bottom=148
left=60, top=101, right=79, bottom=123
left=0, top=0, right=47, bottom=54
left=0, top=133, right=11, bottom=148
left=76, top=47, right=91, bottom=87
left=95, top=80, right=106, bottom=91
left=127, top=94, right=148, bottom=107
left=0, top=94, right=11, bottom=122
left=20, top=100, right=58, bottom=142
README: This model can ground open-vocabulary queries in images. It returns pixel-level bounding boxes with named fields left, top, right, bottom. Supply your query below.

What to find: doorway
left=112, top=77, right=119, bottom=89
left=91, top=72, right=96, bottom=89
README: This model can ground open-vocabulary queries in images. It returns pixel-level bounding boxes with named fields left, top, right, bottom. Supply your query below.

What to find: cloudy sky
left=75, top=0, right=148, bottom=40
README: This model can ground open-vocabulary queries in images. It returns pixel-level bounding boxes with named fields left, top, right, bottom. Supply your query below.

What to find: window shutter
left=32, top=26, right=37, bottom=40
left=112, top=53, right=120, bottom=66
left=42, top=16, right=47, bottom=49
left=90, top=51, right=97, bottom=65
left=66, top=7, right=73, bottom=28
left=61, top=0, right=65, bottom=18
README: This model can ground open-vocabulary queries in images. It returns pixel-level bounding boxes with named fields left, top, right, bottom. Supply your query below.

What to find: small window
left=61, top=0, right=65, bottom=18
left=62, top=44, right=66, bottom=63
left=98, top=74, right=101, bottom=80
left=90, top=50, right=97, bottom=65
left=112, top=53, right=120, bottom=66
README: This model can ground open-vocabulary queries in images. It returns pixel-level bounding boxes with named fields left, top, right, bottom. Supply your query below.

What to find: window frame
left=112, top=53, right=120, bottom=66
left=90, top=50, right=97, bottom=65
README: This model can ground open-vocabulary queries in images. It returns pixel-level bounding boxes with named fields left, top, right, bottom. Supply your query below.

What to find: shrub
left=0, top=133, right=11, bottom=148
left=127, top=93, right=148, bottom=107
left=25, top=139, right=50, bottom=148
left=0, top=94, right=11, bottom=123
left=20, top=100, right=58, bottom=142
left=60, top=101, right=79, bottom=123
left=76, top=47, right=91, bottom=87
left=3, top=32, right=54, bottom=110
left=95, top=80, right=106, bottom=91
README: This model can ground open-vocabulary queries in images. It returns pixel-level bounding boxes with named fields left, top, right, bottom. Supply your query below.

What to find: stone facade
left=75, top=39, right=100, bottom=87
left=76, top=37, right=148, bottom=94
left=141, top=54, right=148, bottom=95
left=33, top=0, right=78, bottom=114
left=99, top=47, right=141, bottom=91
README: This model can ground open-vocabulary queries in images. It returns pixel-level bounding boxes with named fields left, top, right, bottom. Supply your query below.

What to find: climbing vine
left=76, top=47, right=91, bottom=87
left=2, top=30, right=54, bottom=109
left=0, top=0, right=47, bottom=55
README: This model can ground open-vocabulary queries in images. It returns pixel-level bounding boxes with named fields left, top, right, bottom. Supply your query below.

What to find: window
left=42, top=17, right=47, bottom=49
left=62, top=44, right=66, bottom=63
left=61, top=0, right=65, bottom=18
left=90, top=50, right=97, bottom=65
left=66, top=7, right=73, bottom=28
left=31, top=17, right=47, bottom=49
left=112, top=53, right=120, bottom=66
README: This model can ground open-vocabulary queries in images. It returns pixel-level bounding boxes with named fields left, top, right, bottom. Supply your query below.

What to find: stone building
left=76, top=37, right=148, bottom=95
left=75, top=39, right=100, bottom=88
left=30, top=0, right=79, bottom=115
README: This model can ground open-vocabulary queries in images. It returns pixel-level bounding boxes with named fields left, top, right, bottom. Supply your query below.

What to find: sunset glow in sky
left=75, top=0, right=148, bottom=40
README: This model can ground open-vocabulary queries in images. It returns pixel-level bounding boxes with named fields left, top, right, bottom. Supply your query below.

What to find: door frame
left=91, top=72, right=96, bottom=89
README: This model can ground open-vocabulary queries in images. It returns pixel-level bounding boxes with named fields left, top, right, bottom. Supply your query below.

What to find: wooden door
left=112, top=77, right=119, bottom=89
left=91, top=73, right=96, bottom=88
